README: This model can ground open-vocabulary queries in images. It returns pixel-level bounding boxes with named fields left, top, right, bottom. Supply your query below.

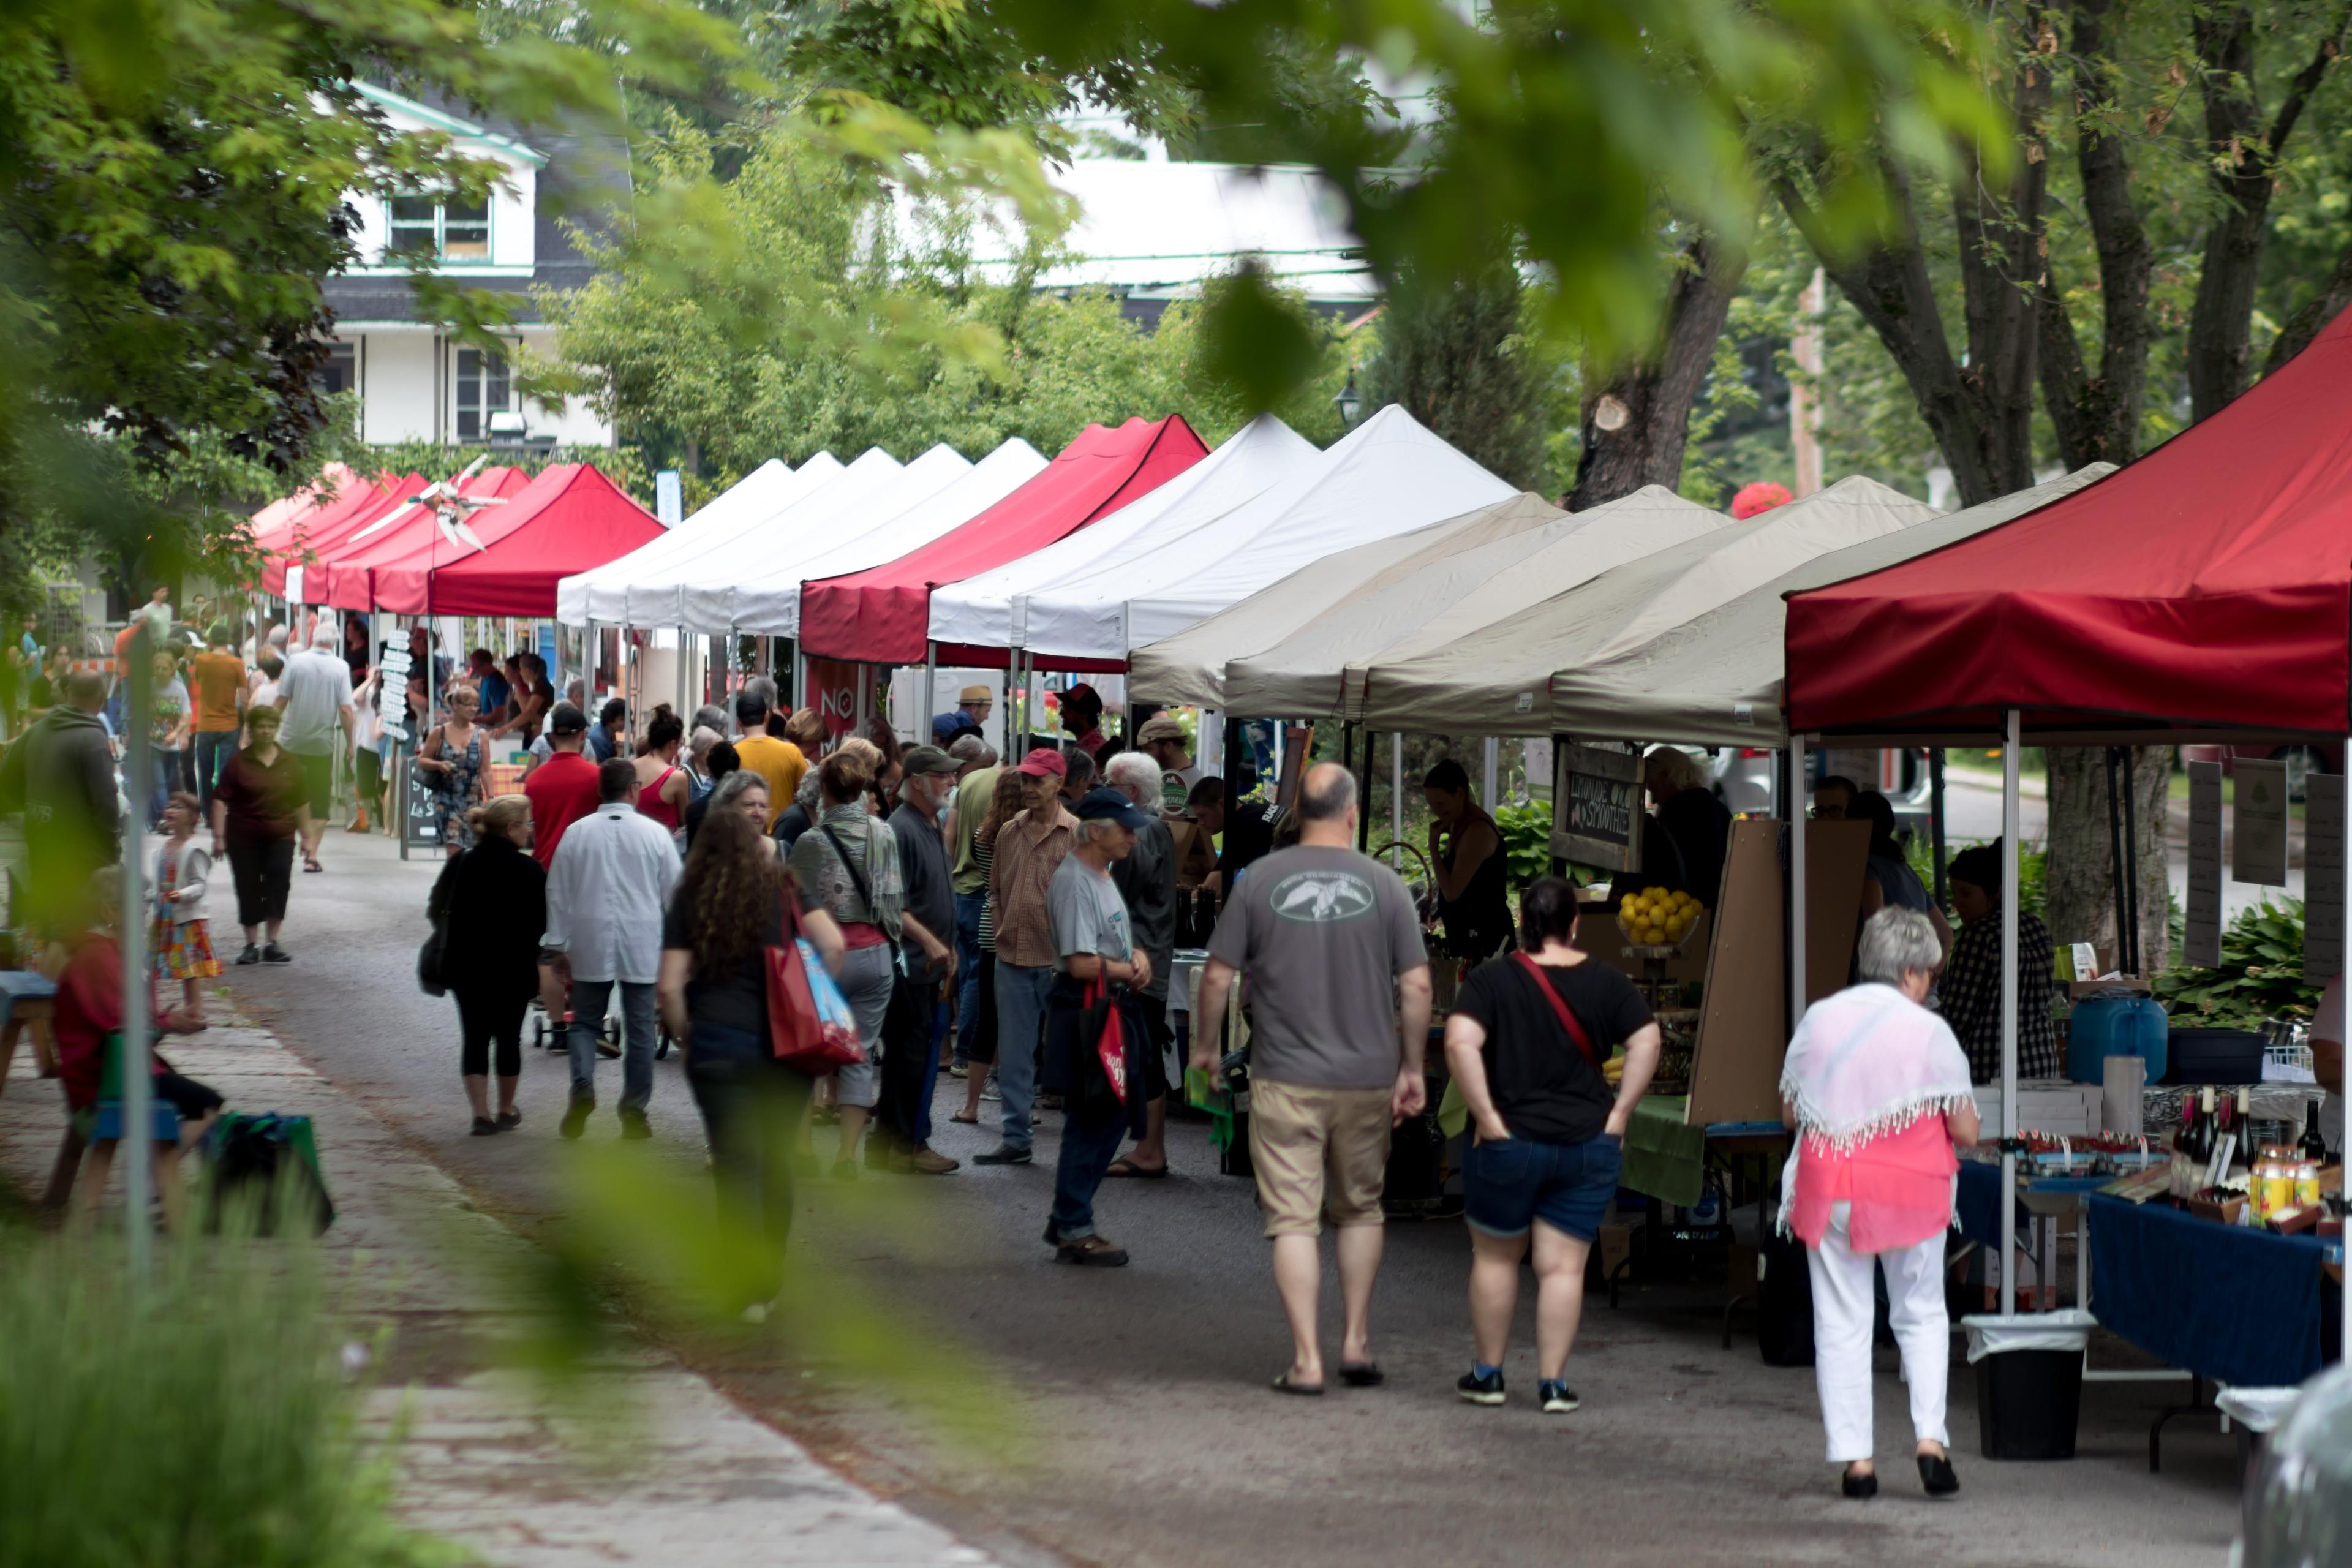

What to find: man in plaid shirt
left=1936, top=841, right=2059, bottom=1082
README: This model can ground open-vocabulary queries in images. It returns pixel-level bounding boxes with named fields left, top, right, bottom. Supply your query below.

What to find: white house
left=323, top=84, right=617, bottom=449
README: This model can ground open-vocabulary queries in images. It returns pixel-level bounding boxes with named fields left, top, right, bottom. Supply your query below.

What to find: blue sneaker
left=1457, top=1367, right=1506, bottom=1406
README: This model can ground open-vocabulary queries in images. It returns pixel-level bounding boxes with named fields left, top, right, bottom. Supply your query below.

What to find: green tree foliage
left=539, top=119, right=1355, bottom=479
left=1363, top=261, right=1571, bottom=494
left=0, top=0, right=746, bottom=612
left=995, top=0, right=2009, bottom=405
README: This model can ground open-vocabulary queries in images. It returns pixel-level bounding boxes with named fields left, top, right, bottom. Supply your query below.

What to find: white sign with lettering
left=2233, top=758, right=2290, bottom=886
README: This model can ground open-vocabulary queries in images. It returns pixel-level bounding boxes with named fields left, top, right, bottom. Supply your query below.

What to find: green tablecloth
left=1620, top=1096, right=1708, bottom=1207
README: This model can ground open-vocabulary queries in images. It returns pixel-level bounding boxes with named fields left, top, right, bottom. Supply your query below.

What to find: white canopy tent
left=1221, top=486, right=1733, bottom=719
left=715, top=439, right=1052, bottom=636
left=621, top=447, right=939, bottom=628
left=1544, top=467, right=2115, bottom=747
left=556, top=456, right=823, bottom=627
left=1021, top=404, right=1515, bottom=662
left=1129, top=491, right=1578, bottom=709
left=925, top=414, right=1318, bottom=653
left=1362, top=475, right=1937, bottom=734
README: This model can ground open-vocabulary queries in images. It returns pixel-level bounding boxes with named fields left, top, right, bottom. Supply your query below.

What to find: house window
left=314, top=341, right=358, bottom=397
left=387, top=194, right=492, bottom=262
left=454, top=347, right=511, bottom=440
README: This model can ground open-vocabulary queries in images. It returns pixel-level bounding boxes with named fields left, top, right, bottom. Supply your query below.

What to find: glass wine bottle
left=2302, top=1098, right=2329, bottom=1163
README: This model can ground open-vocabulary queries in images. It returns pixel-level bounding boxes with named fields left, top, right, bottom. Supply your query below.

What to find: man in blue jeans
left=974, top=748, right=1074, bottom=1166
left=539, top=758, right=680, bottom=1140
left=943, top=736, right=997, bottom=1072
left=1037, top=786, right=1156, bottom=1264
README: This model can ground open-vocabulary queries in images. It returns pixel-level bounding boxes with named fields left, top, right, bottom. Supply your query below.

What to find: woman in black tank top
left=1424, top=758, right=1513, bottom=960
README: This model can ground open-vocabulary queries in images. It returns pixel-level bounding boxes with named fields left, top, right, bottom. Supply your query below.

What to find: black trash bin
left=1974, top=1348, right=2085, bottom=1460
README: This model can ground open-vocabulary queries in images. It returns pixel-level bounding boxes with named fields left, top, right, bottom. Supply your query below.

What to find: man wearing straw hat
left=932, top=684, right=993, bottom=744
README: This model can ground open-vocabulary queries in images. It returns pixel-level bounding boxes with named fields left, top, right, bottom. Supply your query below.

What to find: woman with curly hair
left=658, top=804, right=846, bottom=1317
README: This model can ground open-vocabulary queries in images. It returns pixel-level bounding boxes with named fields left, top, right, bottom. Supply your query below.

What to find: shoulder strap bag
left=1512, top=952, right=1600, bottom=1072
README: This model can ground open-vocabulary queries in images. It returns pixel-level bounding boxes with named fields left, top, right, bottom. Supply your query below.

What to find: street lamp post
left=1335, top=368, right=1362, bottom=429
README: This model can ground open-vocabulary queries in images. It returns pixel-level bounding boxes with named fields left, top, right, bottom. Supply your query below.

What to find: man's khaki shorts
left=1249, top=1078, right=1393, bottom=1237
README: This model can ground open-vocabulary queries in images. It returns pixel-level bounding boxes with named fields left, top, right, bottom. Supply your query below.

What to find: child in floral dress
left=153, top=791, right=222, bottom=1031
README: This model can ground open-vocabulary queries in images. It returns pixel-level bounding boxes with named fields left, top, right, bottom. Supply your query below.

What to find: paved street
left=153, top=825, right=2247, bottom=1568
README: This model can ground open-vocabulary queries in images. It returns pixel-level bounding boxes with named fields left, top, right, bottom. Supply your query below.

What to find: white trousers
left=1807, top=1202, right=1950, bottom=1463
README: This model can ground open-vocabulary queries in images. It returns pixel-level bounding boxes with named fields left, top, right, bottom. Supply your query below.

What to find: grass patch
left=0, top=1223, right=464, bottom=1567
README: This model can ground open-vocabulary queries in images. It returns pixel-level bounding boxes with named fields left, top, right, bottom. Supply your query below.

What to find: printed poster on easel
left=2233, top=758, right=2289, bottom=886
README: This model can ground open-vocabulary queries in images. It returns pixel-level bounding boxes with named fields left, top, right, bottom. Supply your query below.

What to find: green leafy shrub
left=1493, top=801, right=1553, bottom=890
left=0, top=1232, right=459, bottom=1568
left=2154, top=898, right=2321, bottom=1030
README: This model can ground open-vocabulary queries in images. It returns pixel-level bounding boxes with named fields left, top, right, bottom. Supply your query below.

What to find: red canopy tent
left=797, top=416, right=1208, bottom=664
left=1785, top=306, right=2352, bottom=743
left=368, top=464, right=663, bottom=616
left=262, top=475, right=423, bottom=598
left=1782, top=306, right=2352, bottom=1342
left=316, top=466, right=531, bottom=610
left=249, top=463, right=362, bottom=548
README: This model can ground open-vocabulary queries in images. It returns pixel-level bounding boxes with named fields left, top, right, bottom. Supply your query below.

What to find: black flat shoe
left=470, top=1117, right=499, bottom=1136
left=1842, top=1469, right=1878, bottom=1500
left=1918, top=1452, right=1959, bottom=1496
left=494, top=1109, right=521, bottom=1131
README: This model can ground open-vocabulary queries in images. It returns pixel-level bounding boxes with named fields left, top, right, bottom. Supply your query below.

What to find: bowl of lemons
left=1613, top=886, right=1706, bottom=958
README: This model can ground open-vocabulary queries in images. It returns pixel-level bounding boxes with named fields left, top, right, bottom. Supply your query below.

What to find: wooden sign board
left=1550, top=742, right=1643, bottom=872
left=1684, top=818, right=1872, bottom=1126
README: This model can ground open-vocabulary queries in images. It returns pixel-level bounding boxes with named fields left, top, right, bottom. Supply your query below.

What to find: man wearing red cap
left=974, top=747, right=1076, bottom=1166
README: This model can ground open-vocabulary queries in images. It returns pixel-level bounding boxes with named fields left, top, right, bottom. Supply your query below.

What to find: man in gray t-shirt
left=1041, top=786, right=1158, bottom=1267
left=1192, top=762, right=1434, bottom=1393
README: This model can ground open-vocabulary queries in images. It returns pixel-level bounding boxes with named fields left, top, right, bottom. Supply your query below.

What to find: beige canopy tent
left=1543, top=467, right=2116, bottom=748
left=1221, top=485, right=1732, bottom=720
left=1360, top=475, right=1938, bottom=735
left=1127, top=491, right=1567, bottom=708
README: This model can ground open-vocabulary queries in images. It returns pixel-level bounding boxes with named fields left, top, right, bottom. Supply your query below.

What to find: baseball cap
left=900, top=744, right=959, bottom=777
left=548, top=702, right=588, bottom=736
left=1012, top=745, right=1067, bottom=779
left=1136, top=714, right=1186, bottom=745
left=1063, top=681, right=1102, bottom=712
left=1074, top=786, right=1152, bottom=831
left=958, top=684, right=992, bottom=704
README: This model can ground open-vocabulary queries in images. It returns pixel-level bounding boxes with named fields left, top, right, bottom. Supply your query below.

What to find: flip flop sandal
left=950, top=1111, right=979, bottom=1125
left=1106, top=1159, right=1170, bottom=1179
left=1270, top=1373, right=1325, bottom=1396
left=1338, top=1363, right=1386, bottom=1387
left=302, top=857, right=323, bottom=873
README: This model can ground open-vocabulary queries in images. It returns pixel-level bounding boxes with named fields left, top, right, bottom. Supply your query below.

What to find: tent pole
left=1481, top=736, right=1499, bottom=814
left=924, top=641, right=937, bottom=746
left=1354, top=725, right=1370, bottom=853
left=1391, top=732, right=1403, bottom=850
left=2000, top=709, right=2021, bottom=1319
left=120, top=620, right=153, bottom=1279
left=1929, top=748, right=1948, bottom=908
left=2105, top=748, right=2130, bottom=973
left=1789, top=730, right=1807, bottom=1038
left=2339, top=728, right=2350, bottom=1367
left=2120, top=748, right=2141, bottom=974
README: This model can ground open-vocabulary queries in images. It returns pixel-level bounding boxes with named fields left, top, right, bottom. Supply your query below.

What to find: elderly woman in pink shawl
left=1781, top=906, right=1981, bottom=1501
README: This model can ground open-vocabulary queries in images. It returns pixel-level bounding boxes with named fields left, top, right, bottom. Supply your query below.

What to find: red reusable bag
left=765, top=894, right=863, bottom=1073
left=1089, top=974, right=1130, bottom=1107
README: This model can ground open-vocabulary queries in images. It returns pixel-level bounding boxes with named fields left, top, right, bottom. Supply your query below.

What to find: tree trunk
left=2185, top=1, right=2349, bottom=420
left=1775, top=13, right=2049, bottom=508
left=2042, top=747, right=2174, bottom=976
left=2037, top=0, right=2154, bottom=469
left=1569, top=233, right=1747, bottom=510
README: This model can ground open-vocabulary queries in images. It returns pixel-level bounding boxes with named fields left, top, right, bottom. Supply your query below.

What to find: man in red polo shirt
left=523, top=704, right=601, bottom=867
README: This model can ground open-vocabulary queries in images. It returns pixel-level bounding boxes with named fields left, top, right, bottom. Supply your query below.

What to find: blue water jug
left=2067, top=993, right=2168, bottom=1086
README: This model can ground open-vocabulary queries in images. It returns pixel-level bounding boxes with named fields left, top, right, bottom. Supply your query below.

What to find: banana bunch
left=1602, top=1052, right=1625, bottom=1085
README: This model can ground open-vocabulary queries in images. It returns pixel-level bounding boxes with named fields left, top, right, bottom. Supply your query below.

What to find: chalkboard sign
left=1550, top=741, right=1643, bottom=872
